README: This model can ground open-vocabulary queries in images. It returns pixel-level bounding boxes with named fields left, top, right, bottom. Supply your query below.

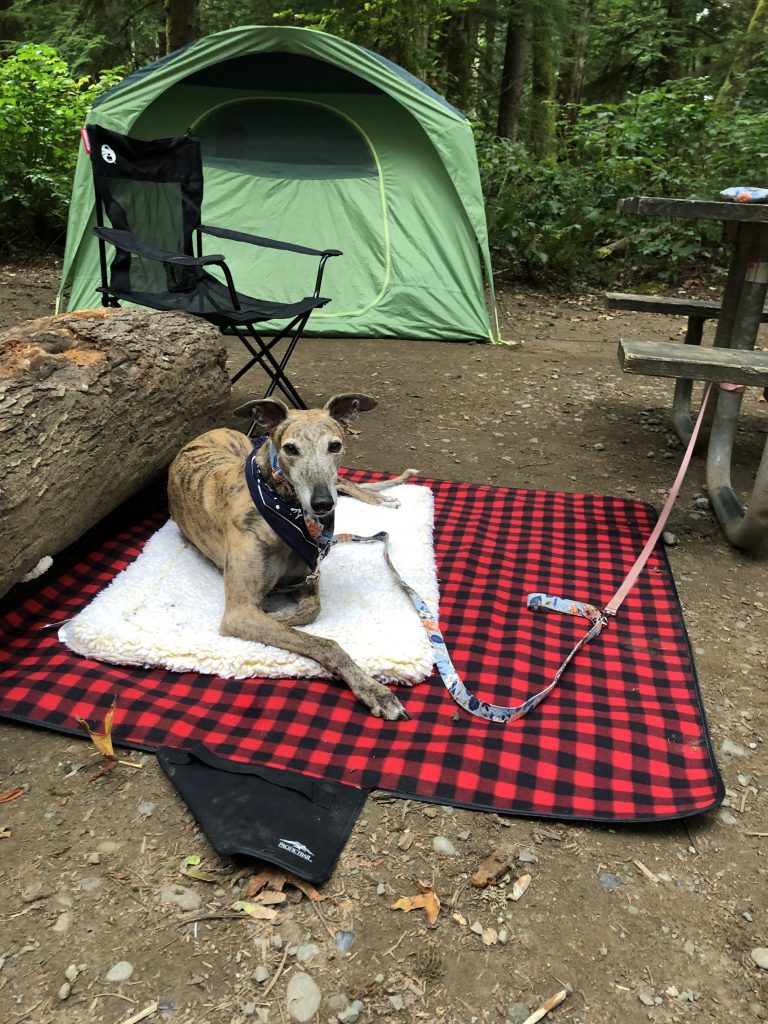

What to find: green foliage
left=0, top=45, right=122, bottom=250
left=0, top=2, right=766, bottom=284
left=480, top=76, right=768, bottom=285
left=271, top=0, right=468, bottom=83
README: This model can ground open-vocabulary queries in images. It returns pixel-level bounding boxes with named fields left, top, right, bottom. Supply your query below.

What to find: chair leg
left=262, top=319, right=309, bottom=406
left=229, top=316, right=311, bottom=410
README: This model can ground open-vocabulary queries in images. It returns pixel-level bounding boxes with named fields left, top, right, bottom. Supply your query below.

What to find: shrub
left=0, top=44, right=122, bottom=251
left=480, top=77, right=768, bottom=287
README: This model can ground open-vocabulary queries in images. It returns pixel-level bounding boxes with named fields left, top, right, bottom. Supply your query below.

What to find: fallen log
left=0, top=307, right=230, bottom=600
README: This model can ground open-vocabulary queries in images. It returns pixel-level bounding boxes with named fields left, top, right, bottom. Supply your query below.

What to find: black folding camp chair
left=86, top=124, right=341, bottom=408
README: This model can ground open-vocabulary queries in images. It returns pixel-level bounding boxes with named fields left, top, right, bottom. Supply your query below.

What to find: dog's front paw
left=378, top=494, right=401, bottom=509
left=357, top=679, right=409, bottom=721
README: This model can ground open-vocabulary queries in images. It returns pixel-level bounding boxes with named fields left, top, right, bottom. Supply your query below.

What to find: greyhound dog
left=167, top=393, right=415, bottom=720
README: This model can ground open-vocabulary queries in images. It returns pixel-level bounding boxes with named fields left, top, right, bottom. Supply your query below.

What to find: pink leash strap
left=604, top=382, right=713, bottom=616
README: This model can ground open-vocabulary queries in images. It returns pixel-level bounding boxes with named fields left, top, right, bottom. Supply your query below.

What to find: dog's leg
left=338, top=469, right=418, bottom=508
left=221, top=545, right=408, bottom=720
left=265, top=581, right=321, bottom=627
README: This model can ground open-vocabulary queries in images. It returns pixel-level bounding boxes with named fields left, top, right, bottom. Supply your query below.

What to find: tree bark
left=0, top=308, right=230, bottom=600
left=529, top=4, right=559, bottom=160
left=497, top=2, right=529, bottom=141
left=716, top=0, right=768, bottom=106
left=559, top=0, right=594, bottom=109
left=442, top=7, right=479, bottom=113
left=164, top=0, right=198, bottom=53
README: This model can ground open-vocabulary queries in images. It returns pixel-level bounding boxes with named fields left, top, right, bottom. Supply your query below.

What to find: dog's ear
left=325, top=393, right=377, bottom=427
left=232, top=398, right=289, bottom=432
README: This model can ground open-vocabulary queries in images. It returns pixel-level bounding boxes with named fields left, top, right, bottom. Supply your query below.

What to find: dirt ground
left=1, top=259, right=767, bottom=1024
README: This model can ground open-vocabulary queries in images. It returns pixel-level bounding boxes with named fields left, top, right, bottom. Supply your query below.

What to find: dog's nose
left=310, top=491, right=335, bottom=516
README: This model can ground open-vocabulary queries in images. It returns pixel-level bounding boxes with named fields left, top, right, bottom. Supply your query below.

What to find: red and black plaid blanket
left=0, top=474, right=722, bottom=823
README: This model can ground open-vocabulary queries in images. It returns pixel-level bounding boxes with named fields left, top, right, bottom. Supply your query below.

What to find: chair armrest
left=94, top=226, right=226, bottom=267
left=200, top=223, right=342, bottom=259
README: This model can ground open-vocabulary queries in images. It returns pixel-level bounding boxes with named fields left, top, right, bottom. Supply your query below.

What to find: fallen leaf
left=482, top=927, right=498, bottom=946
left=243, top=869, right=286, bottom=898
left=0, top=787, right=25, bottom=804
left=231, top=900, right=277, bottom=921
left=180, top=855, right=217, bottom=882
left=471, top=851, right=510, bottom=888
left=452, top=911, right=467, bottom=926
left=242, top=866, right=322, bottom=903
left=77, top=698, right=116, bottom=759
left=510, top=873, right=531, bottom=902
left=390, top=883, right=441, bottom=928
left=285, top=873, right=324, bottom=903
left=255, top=890, right=287, bottom=906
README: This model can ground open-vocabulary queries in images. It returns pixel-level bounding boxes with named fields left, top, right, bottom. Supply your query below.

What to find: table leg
left=706, top=222, right=768, bottom=550
left=673, top=224, right=753, bottom=447
left=672, top=316, right=704, bottom=445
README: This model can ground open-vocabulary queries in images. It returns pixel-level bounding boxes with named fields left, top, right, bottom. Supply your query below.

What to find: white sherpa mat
left=59, top=484, right=438, bottom=685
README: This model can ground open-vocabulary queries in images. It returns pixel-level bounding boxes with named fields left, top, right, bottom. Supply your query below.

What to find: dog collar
left=245, top=438, right=334, bottom=570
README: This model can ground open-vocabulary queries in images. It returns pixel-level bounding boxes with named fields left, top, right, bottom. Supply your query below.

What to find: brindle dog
left=168, top=393, right=415, bottom=720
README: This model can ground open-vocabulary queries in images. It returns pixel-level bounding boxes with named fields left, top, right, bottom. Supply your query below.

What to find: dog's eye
left=282, top=442, right=299, bottom=457
left=328, top=440, right=342, bottom=454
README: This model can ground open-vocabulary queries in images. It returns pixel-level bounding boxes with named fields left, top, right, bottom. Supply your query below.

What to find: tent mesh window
left=195, top=100, right=377, bottom=180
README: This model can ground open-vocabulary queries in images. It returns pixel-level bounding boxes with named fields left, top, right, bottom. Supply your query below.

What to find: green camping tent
left=59, top=25, right=497, bottom=342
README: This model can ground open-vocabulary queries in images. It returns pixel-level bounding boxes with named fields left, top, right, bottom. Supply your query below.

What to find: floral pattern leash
left=322, top=386, right=714, bottom=723
left=320, top=531, right=607, bottom=724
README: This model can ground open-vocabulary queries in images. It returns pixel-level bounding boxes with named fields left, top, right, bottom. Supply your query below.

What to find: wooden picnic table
left=616, top=195, right=768, bottom=552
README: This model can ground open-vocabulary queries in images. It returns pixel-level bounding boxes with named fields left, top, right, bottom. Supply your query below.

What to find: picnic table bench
left=614, top=197, right=768, bottom=552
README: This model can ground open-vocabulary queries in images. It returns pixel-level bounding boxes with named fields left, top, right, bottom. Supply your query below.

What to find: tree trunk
left=559, top=0, right=594, bottom=109
left=164, top=0, right=197, bottom=53
left=654, top=0, right=681, bottom=84
left=442, top=7, right=479, bottom=113
left=529, top=3, right=559, bottom=160
left=716, top=0, right=768, bottom=106
left=497, top=2, right=529, bottom=141
left=0, top=308, right=230, bottom=600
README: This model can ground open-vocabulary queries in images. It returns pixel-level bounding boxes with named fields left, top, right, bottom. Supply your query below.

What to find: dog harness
left=244, top=438, right=334, bottom=571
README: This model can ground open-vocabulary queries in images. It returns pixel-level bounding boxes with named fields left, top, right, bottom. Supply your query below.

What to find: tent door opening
left=191, top=97, right=389, bottom=319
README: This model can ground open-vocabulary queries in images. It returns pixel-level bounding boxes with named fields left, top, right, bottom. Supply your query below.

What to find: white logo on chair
left=101, top=144, right=117, bottom=165
left=278, top=839, right=314, bottom=862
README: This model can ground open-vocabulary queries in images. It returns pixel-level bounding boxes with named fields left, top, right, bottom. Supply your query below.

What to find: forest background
left=2, top=0, right=768, bottom=288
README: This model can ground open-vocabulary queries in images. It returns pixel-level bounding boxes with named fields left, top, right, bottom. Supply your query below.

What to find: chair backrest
left=86, top=124, right=204, bottom=298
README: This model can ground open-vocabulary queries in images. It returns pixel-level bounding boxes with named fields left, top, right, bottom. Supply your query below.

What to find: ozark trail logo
left=278, top=839, right=314, bottom=862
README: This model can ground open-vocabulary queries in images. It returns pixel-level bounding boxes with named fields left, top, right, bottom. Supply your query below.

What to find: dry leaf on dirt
left=390, top=881, right=441, bottom=927
left=0, top=787, right=25, bottom=804
left=231, top=900, right=278, bottom=921
left=242, top=867, right=323, bottom=903
left=510, top=873, right=532, bottom=902
left=179, top=855, right=217, bottom=882
left=77, top=699, right=121, bottom=780
left=287, top=874, right=324, bottom=903
left=77, top=698, right=116, bottom=759
left=255, top=890, right=287, bottom=906
left=471, top=850, right=510, bottom=888
left=243, top=869, right=286, bottom=897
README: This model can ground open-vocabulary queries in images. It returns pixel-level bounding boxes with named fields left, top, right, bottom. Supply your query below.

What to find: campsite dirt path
left=1, top=260, right=767, bottom=1024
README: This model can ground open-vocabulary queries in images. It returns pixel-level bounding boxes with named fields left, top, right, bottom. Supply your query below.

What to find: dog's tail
left=356, top=468, right=418, bottom=492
